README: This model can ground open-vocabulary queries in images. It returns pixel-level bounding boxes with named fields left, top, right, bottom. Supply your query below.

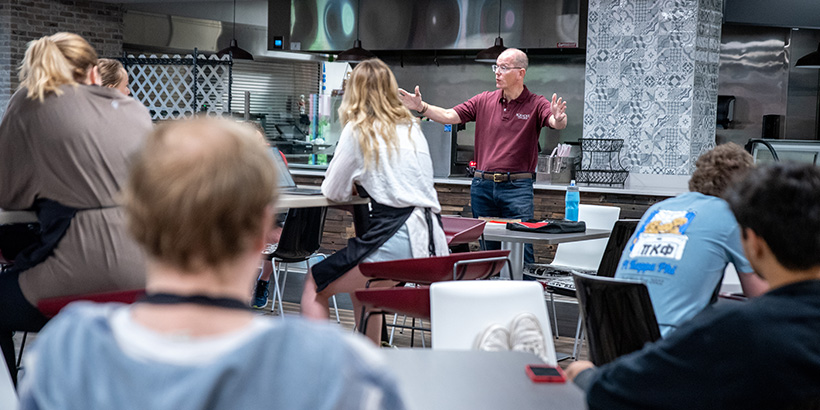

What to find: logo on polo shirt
left=516, top=113, right=530, bottom=120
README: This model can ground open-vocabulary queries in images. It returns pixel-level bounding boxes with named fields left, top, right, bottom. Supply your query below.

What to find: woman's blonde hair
left=338, top=59, right=416, bottom=168
left=97, top=58, right=125, bottom=88
left=18, top=32, right=98, bottom=102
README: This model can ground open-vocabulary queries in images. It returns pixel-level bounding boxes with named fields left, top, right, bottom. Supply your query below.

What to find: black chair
left=543, top=219, right=640, bottom=358
left=265, top=206, right=339, bottom=322
left=572, top=271, right=661, bottom=366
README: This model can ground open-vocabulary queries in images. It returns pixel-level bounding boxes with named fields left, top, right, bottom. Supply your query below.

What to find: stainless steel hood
left=269, top=0, right=584, bottom=52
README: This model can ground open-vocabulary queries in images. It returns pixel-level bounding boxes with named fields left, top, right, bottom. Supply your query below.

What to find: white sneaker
left=473, top=323, right=511, bottom=352
left=509, top=312, right=549, bottom=363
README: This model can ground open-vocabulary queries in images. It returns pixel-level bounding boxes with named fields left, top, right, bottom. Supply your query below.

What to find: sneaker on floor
left=509, top=312, right=550, bottom=363
left=252, top=280, right=270, bottom=309
left=473, top=323, right=511, bottom=352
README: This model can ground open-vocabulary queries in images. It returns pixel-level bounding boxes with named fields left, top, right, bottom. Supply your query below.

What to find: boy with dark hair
left=568, top=162, right=820, bottom=410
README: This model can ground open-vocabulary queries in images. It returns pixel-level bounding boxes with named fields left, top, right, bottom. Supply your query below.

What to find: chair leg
left=398, top=315, right=408, bottom=334
left=549, top=291, right=560, bottom=338
left=572, top=313, right=584, bottom=359
left=331, top=295, right=341, bottom=324
left=271, top=262, right=286, bottom=317
left=16, top=331, right=27, bottom=369
left=418, top=319, right=426, bottom=348
left=388, top=314, right=399, bottom=345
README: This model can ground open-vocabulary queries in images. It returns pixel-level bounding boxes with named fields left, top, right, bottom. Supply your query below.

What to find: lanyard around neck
left=139, top=293, right=251, bottom=312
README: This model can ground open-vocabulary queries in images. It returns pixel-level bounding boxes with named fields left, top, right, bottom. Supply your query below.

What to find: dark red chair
left=354, top=286, right=432, bottom=336
left=358, top=249, right=510, bottom=285
left=37, top=289, right=146, bottom=318
left=355, top=250, right=510, bottom=346
left=441, top=216, right=486, bottom=247
left=17, top=289, right=145, bottom=369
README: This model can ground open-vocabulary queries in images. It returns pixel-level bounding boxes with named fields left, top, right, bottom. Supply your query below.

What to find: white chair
left=0, top=355, right=18, bottom=410
left=430, top=281, right=557, bottom=365
left=550, top=204, right=621, bottom=271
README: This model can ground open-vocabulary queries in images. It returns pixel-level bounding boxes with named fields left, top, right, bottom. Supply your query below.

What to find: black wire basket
left=576, top=170, right=630, bottom=186
left=577, top=138, right=629, bottom=187
left=580, top=138, right=624, bottom=152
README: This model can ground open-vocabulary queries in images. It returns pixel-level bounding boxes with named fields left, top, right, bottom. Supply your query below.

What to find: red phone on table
left=526, top=364, right=567, bottom=383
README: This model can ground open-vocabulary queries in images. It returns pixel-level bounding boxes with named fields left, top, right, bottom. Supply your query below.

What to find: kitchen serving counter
left=290, top=169, right=681, bottom=264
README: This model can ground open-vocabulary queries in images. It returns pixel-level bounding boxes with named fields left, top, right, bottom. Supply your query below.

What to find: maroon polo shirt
left=453, top=86, right=553, bottom=173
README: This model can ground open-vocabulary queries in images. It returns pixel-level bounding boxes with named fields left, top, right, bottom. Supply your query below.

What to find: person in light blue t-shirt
left=615, top=143, right=769, bottom=336
left=18, top=119, right=405, bottom=410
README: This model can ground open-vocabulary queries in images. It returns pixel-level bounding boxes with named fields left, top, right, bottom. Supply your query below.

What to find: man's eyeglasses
left=491, top=65, right=524, bottom=74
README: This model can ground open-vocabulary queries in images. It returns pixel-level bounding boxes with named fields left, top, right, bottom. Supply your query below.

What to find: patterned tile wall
left=583, top=0, right=723, bottom=175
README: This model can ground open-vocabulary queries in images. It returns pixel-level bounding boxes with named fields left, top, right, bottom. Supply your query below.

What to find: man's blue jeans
left=470, top=176, right=534, bottom=265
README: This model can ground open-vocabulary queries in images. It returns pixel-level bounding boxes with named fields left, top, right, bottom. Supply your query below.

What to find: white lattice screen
left=123, top=53, right=231, bottom=121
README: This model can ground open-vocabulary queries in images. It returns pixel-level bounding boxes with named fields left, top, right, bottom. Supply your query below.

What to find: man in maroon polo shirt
left=399, top=48, right=568, bottom=264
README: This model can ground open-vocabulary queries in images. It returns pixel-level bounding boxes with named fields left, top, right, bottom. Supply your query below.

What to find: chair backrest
left=430, top=281, right=557, bottom=365
left=572, top=272, right=661, bottom=366
left=271, top=206, right=328, bottom=263
left=551, top=204, right=621, bottom=271
left=596, top=219, right=640, bottom=277
left=358, top=249, right=510, bottom=284
left=0, top=354, right=18, bottom=410
left=37, top=289, right=146, bottom=318
left=440, top=216, right=486, bottom=246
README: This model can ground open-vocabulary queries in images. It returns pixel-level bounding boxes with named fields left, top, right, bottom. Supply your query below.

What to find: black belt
left=474, top=171, right=534, bottom=182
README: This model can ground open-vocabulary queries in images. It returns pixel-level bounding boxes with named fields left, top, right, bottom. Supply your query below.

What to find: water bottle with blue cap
left=565, top=180, right=579, bottom=221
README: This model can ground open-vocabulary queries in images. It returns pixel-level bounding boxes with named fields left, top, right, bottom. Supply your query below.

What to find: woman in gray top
left=0, top=32, right=152, bottom=383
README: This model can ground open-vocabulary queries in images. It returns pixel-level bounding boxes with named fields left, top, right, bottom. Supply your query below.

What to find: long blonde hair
left=18, top=32, right=98, bottom=102
left=338, top=59, right=416, bottom=168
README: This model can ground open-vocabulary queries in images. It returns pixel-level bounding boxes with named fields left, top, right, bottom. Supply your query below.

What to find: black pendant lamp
left=476, top=0, right=507, bottom=63
left=796, top=43, right=820, bottom=69
left=217, top=0, right=253, bottom=60
left=336, top=0, right=375, bottom=62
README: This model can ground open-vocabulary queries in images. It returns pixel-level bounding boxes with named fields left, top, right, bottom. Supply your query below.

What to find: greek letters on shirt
left=623, top=210, right=697, bottom=275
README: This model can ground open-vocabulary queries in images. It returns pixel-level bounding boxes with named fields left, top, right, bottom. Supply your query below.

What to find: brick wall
left=0, top=0, right=123, bottom=118
left=0, top=3, right=12, bottom=119
left=294, top=174, right=669, bottom=263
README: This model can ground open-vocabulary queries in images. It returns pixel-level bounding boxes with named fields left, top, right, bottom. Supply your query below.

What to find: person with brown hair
left=0, top=32, right=151, bottom=383
left=613, top=142, right=769, bottom=336
left=97, top=58, right=130, bottom=95
left=17, top=118, right=405, bottom=410
left=301, top=59, right=448, bottom=342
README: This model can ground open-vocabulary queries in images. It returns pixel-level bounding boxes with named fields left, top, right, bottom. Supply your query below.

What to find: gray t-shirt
left=19, top=303, right=406, bottom=410
left=0, top=85, right=152, bottom=303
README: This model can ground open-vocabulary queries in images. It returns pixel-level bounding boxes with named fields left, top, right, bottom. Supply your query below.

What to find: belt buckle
left=493, top=173, right=504, bottom=183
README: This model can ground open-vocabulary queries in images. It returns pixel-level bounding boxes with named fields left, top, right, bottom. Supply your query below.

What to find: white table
left=482, top=222, right=611, bottom=280
left=0, top=210, right=36, bottom=225
left=0, top=193, right=369, bottom=225
left=382, top=349, right=586, bottom=410
left=274, top=192, right=369, bottom=210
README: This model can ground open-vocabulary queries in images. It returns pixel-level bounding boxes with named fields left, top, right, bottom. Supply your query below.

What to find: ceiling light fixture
left=795, top=42, right=820, bottom=69
left=336, top=0, right=375, bottom=62
left=476, top=0, right=507, bottom=63
left=217, top=0, right=253, bottom=60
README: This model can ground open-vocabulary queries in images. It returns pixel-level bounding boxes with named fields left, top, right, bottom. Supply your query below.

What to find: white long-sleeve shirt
left=322, top=121, right=448, bottom=257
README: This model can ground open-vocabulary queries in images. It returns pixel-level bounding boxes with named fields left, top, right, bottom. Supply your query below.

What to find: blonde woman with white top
left=301, top=59, right=448, bottom=342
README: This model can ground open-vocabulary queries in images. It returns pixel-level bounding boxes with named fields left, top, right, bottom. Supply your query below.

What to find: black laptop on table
left=269, top=147, right=323, bottom=196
